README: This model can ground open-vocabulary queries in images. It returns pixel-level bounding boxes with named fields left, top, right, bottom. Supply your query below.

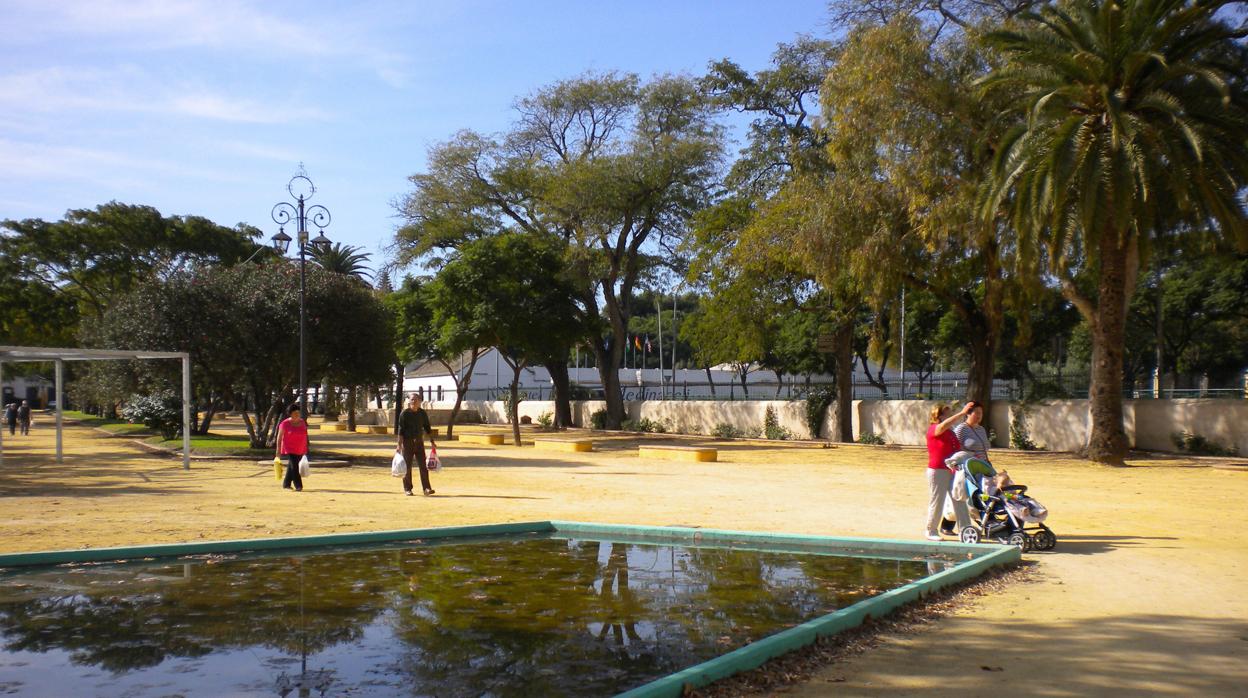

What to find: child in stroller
left=947, top=453, right=1057, bottom=552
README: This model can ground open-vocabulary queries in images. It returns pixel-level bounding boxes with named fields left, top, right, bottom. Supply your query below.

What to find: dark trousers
left=282, top=454, right=304, bottom=490
left=6, top=419, right=13, bottom=436
left=401, top=437, right=431, bottom=493
left=19, top=420, right=29, bottom=436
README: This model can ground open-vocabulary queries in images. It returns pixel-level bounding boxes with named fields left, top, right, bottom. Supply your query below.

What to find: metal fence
left=449, top=375, right=1246, bottom=403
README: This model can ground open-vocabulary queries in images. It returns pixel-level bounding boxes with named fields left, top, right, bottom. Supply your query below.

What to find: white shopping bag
left=390, top=451, right=407, bottom=477
left=426, top=446, right=441, bottom=472
left=298, top=455, right=310, bottom=478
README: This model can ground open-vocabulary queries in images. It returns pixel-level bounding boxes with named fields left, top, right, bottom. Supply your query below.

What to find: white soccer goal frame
left=0, top=346, right=192, bottom=470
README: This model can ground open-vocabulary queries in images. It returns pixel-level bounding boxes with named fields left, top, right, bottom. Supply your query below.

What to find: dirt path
left=2, top=418, right=1245, bottom=696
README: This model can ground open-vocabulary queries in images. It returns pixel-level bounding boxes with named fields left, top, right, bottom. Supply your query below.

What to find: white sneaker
left=924, top=533, right=943, bottom=541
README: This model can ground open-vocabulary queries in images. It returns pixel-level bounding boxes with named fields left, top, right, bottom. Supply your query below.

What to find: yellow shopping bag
left=273, top=456, right=284, bottom=481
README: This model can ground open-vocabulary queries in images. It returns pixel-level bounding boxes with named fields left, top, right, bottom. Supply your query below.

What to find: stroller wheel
left=1008, top=532, right=1029, bottom=551
left=1032, top=528, right=1057, bottom=551
left=960, top=527, right=981, bottom=544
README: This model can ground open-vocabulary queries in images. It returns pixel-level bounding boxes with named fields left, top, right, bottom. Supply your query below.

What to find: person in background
left=925, top=402, right=973, bottom=541
left=396, top=393, right=437, bottom=496
left=275, top=405, right=309, bottom=492
left=17, top=400, right=31, bottom=436
left=4, top=401, right=16, bottom=436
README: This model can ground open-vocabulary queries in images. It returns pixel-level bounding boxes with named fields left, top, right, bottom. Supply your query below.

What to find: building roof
left=404, top=349, right=481, bottom=379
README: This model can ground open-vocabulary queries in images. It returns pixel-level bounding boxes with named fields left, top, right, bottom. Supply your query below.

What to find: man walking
left=18, top=401, right=31, bottom=436
left=4, top=401, right=16, bottom=436
left=396, top=393, right=437, bottom=496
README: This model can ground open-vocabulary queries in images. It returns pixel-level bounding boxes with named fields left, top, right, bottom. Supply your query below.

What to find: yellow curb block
left=638, top=445, right=718, bottom=462
left=533, top=438, right=594, bottom=453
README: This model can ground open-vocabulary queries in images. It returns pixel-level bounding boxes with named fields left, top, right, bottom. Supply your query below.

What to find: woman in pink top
left=275, top=405, right=309, bottom=491
left=924, top=402, right=972, bottom=540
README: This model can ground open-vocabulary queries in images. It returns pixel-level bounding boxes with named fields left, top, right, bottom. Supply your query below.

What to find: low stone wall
left=351, top=408, right=483, bottom=427
left=461, top=397, right=1246, bottom=455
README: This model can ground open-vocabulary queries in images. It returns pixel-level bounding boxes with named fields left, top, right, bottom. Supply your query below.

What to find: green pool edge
left=0, top=521, right=1021, bottom=697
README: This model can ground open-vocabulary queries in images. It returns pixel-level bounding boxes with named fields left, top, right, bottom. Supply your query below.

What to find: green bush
left=621, top=417, right=670, bottom=433
left=804, top=386, right=833, bottom=439
left=763, top=406, right=792, bottom=440
left=502, top=389, right=528, bottom=424
left=712, top=422, right=745, bottom=439
left=1172, top=431, right=1239, bottom=457
left=120, top=391, right=182, bottom=440
left=536, top=411, right=553, bottom=428
left=857, top=430, right=885, bottom=445
left=590, top=409, right=608, bottom=430
left=1010, top=408, right=1039, bottom=451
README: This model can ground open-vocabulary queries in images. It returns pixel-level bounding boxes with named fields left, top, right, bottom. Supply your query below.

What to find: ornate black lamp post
left=270, top=169, right=331, bottom=415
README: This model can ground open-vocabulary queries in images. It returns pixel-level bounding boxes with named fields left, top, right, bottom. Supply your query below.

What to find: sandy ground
left=1, top=416, right=1246, bottom=696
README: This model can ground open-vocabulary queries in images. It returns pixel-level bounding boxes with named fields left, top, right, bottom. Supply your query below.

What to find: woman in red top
left=925, top=402, right=971, bottom=540
left=275, top=405, right=309, bottom=491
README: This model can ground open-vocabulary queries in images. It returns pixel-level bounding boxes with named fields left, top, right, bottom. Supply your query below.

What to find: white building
left=398, top=348, right=991, bottom=404
left=1, top=374, right=54, bottom=408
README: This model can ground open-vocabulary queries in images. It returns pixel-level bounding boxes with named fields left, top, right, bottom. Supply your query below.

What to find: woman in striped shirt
left=953, top=401, right=991, bottom=462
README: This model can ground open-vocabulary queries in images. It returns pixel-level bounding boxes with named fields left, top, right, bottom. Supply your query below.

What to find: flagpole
left=655, top=295, right=664, bottom=399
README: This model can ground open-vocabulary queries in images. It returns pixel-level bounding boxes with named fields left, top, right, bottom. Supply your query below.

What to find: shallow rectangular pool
left=0, top=522, right=1017, bottom=697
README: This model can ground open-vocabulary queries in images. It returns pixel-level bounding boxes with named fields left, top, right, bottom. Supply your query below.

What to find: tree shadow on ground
left=820, top=614, right=1248, bottom=697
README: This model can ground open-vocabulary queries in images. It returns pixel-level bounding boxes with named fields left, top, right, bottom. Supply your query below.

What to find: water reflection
left=0, top=537, right=952, bottom=696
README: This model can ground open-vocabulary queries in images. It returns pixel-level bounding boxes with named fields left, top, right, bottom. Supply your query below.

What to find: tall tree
left=980, top=0, right=1248, bottom=463
left=818, top=18, right=1016, bottom=415
left=86, top=262, right=393, bottom=448
left=698, top=37, right=860, bottom=440
left=429, top=233, right=584, bottom=445
left=312, top=242, right=373, bottom=283
left=394, top=72, right=722, bottom=429
left=1, top=203, right=260, bottom=326
left=387, top=276, right=485, bottom=438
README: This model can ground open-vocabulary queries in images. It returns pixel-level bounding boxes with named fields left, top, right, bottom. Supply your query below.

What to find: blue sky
left=0, top=0, right=832, bottom=273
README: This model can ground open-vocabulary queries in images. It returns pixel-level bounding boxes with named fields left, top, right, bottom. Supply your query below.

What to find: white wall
left=458, top=397, right=1247, bottom=455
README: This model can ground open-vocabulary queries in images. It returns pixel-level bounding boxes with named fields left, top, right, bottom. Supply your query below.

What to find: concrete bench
left=320, top=422, right=349, bottom=432
left=459, top=432, right=505, bottom=445
left=638, top=444, right=718, bottom=462
left=354, top=425, right=391, bottom=435
left=533, top=438, right=594, bottom=453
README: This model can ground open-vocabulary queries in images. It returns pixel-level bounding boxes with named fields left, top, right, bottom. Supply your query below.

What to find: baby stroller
left=954, top=458, right=1057, bottom=552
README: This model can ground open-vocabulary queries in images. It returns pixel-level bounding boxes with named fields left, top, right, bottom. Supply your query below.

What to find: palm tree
left=311, top=243, right=373, bottom=283
left=980, top=0, right=1248, bottom=464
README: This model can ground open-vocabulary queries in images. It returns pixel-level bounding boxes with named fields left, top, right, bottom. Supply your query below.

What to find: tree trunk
left=440, top=350, right=480, bottom=439
left=1086, top=227, right=1132, bottom=465
left=834, top=322, right=854, bottom=443
left=592, top=338, right=626, bottom=429
left=965, top=330, right=996, bottom=425
left=546, top=359, right=573, bottom=429
left=705, top=367, right=717, bottom=398
left=346, top=386, right=357, bottom=431
left=509, top=364, right=523, bottom=446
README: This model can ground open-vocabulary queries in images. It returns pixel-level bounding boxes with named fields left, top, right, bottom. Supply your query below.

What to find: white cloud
left=3, top=0, right=411, bottom=86
left=0, top=138, right=245, bottom=186
left=216, top=140, right=301, bottom=162
left=0, top=66, right=330, bottom=124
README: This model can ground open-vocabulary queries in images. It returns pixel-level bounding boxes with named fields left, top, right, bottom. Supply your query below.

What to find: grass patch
left=61, top=410, right=155, bottom=435
left=143, top=434, right=270, bottom=457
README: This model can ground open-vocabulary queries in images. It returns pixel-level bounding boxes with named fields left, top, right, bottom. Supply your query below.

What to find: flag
left=634, top=335, right=642, bottom=351
left=645, top=335, right=651, bottom=352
